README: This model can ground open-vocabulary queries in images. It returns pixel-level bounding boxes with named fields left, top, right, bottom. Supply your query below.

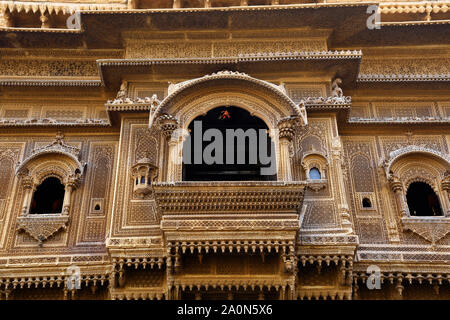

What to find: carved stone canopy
left=381, top=146, right=450, bottom=180
left=15, top=132, right=86, bottom=178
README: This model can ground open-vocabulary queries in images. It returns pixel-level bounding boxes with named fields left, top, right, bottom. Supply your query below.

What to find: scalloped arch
left=384, top=146, right=450, bottom=176
left=150, top=71, right=306, bottom=128
left=15, top=150, right=85, bottom=176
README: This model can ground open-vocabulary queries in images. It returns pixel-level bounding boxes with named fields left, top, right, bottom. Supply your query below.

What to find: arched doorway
left=30, top=177, right=65, bottom=214
left=406, top=181, right=443, bottom=216
left=182, top=106, right=277, bottom=181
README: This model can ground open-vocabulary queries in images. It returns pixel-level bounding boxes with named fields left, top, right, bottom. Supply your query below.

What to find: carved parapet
left=17, top=215, right=69, bottom=246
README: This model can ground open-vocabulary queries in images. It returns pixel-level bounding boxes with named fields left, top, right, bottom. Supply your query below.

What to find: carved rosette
left=17, top=215, right=69, bottom=246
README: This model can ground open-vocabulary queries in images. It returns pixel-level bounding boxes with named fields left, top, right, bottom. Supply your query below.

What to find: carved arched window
left=15, top=133, right=86, bottom=245
left=406, top=181, right=443, bottom=216
left=30, top=177, right=65, bottom=214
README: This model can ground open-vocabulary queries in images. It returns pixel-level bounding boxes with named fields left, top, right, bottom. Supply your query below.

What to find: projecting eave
left=97, top=51, right=362, bottom=90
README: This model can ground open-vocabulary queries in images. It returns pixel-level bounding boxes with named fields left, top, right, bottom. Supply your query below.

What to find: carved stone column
left=62, top=175, right=80, bottom=215
left=331, top=136, right=353, bottom=232
left=440, top=175, right=450, bottom=217
left=20, top=174, right=34, bottom=215
left=159, top=115, right=179, bottom=183
left=277, top=117, right=296, bottom=182
left=389, top=175, right=408, bottom=216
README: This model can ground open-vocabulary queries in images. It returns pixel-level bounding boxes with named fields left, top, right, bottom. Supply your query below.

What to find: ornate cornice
left=0, top=79, right=101, bottom=86
left=349, top=117, right=450, bottom=124
left=0, top=118, right=109, bottom=127
left=98, top=50, right=362, bottom=67
left=358, top=74, right=450, bottom=82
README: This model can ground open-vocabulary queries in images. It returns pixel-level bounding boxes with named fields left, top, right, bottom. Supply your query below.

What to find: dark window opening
left=94, top=204, right=101, bottom=211
left=30, top=177, right=65, bottom=214
left=362, top=198, right=372, bottom=208
left=309, top=167, right=321, bottom=180
left=140, top=176, right=146, bottom=184
left=406, top=182, right=443, bottom=216
left=182, top=106, right=276, bottom=181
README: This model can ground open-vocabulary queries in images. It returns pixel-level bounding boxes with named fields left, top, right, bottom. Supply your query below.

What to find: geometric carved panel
left=127, top=201, right=157, bottom=225
left=302, top=201, right=337, bottom=228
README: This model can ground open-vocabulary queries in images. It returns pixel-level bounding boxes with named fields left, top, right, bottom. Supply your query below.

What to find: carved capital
left=441, top=174, right=450, bottom=191
left=277, top=117, right=297, bottom=141
left=388, top=175, right=403, bottom=193
left=158, top=114, right=179, bottom=140
left=20, top=174, right=34, bottom=190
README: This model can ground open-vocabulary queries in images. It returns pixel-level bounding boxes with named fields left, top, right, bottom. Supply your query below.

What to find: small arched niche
left=406, top=181, right=443, bottom=216
left=301, top=151, right=328, bottom=192
left=182, top=106, right=277, bottom=181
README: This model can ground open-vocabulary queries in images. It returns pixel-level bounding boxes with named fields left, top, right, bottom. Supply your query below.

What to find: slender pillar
left=389, top=176, right=408, bottom=216
left=159, top=115, right=179, bottom=183
left=277, top=118, right=295, bottom=182
left=20, top=175, right=34, bottom=215
left=62, top=185, right=73, bottom=215
left=330, top=136, right=352, bottom=231
left=440, top=176, right=450, bottom=216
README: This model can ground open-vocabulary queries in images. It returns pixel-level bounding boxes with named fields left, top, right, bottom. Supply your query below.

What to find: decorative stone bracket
left=17, top=214, right=69, bottom=246
left=401, top=217, right=450, bottom=247
left=306, top=179, right=328, bottom=192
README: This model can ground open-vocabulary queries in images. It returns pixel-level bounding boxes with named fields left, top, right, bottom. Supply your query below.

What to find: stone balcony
left=153, top=181, right=306, bottom=245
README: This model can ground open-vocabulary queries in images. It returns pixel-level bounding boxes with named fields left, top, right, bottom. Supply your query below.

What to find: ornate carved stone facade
left=0, top=0, right=449, bottom=300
